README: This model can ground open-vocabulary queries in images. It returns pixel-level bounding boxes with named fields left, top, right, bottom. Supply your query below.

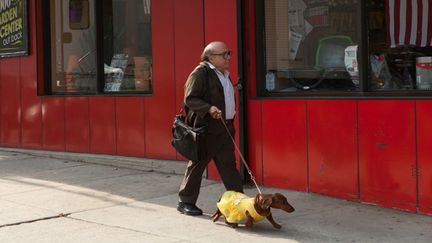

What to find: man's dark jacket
left=184, top=62, right=234, bottom=161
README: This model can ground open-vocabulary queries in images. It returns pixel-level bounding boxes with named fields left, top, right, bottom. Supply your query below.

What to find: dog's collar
left=247, top=203, right=266, bottom=222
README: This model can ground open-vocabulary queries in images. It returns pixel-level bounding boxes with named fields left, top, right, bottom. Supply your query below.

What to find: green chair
left=288, top=35, right=353, bottom=90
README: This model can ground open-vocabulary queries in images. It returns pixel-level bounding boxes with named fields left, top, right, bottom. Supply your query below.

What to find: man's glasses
left=211, top=50, right=231, bottom=59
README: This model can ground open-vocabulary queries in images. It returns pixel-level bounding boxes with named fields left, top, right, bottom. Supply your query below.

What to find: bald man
left=177, top=41, right=243, bottom=216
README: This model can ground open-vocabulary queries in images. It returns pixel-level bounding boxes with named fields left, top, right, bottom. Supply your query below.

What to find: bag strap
left=179, top=63, right=211, bottom=117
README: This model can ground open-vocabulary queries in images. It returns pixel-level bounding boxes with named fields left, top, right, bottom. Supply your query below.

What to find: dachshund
left=211, top=191, right=295, bottom=229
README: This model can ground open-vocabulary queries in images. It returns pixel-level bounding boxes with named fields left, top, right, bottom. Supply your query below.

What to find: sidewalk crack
left=67, top=217, right=192, bottom=241
left=0, top=213, right=71, bottom=229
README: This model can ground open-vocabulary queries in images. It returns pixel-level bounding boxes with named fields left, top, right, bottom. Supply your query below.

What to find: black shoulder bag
left=171, top=64, right=210, bottom=161
left=171, top=112, right=206, bottom=162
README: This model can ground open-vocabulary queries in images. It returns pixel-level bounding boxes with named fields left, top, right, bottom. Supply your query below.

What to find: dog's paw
left=225, top=221, right=238, bottom=228
left=211, top=210, right=221, bottom=222
left=229, top=223, right=239, bottom=228
left=273, top=223, right=282, bottom=229
left=245, top=222, right=253, bottom=228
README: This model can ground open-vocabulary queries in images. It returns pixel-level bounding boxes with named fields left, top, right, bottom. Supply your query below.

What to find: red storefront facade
left=0, top=0, right=431, bottom=216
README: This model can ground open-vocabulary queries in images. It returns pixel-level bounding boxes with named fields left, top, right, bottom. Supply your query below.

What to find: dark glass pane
left=262, top=0, right=360, bottom=93
left=368, top=0, right=432, bottom=91
left=69, top=0, right=90, bottom=30
left=50, top=0, right=97, bottom=93
left=102, top=0, right=152, bottom=93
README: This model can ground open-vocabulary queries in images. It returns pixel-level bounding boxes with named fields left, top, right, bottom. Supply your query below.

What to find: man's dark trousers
left=178, top=121, right=243, bottom=204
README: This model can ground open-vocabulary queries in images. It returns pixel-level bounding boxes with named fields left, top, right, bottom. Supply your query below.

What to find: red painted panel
left=416, top=101, right=432, bottom=215
left=145, top=0, right=176, bottom=159
left=0, top=60, right=2, bottom=143
left=1, top=58, right=21, bottom=146
left=308, top=100, right=358, bottom=200
left=116, top=97, right=144, bottom=156
left=262, top=100, right=307, bottom=191
left=174, top=0, right=203, bottom=113
left=89, top=97, right=116, bottom=154
left=21, top=69, right=42, bottom=148
left=42, top=98, right=65, bottom=150
left=65, top=97, right=90, bottom=152
left=21, top=0, right=42, bottom=148
left=174, top=0, right=204, bottom=160
left=358, top=100, right=416, bottom=212
left=204, top=0, right=240, bottom=180
left=204, top=0, right=238, bottom=81
left=246, top=100, right=263, bottom=184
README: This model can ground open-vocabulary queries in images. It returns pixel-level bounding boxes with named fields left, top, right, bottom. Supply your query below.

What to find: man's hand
left=209, top=106, right=222, bottom=119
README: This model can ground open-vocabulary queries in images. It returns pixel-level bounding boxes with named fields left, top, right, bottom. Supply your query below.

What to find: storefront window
left=103, top=0, right=152, bottom=92
left=257, top=0, right=432, bottom=95
left=46, top=0, right=152, bottom=94
left=368, top=0, right=432, bottom=91
left=258, top=0, right=361, bottom=93
left=49, top=0, right=96, bottom=93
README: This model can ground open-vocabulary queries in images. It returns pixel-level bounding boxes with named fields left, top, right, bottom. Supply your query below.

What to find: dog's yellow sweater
left=217, top=191, right=266, bottom=223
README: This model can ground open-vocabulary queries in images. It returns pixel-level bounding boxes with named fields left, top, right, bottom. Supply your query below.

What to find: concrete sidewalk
left=0, top=149, right=431, bottom=243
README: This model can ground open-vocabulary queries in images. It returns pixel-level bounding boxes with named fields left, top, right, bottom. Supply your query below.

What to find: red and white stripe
left=386, top=0, right=432, bottom=47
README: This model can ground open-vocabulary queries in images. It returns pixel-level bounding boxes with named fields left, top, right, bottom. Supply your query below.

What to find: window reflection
left=48, top=0, right=152, bottom=94
left=50, top=0, right=97, bottom=93
left=368, top=0, right=432, bottom=91
left=69, top=0, right=89, bottom=30
left=262, top=0, right=360, bottom=92
left=103, top=0, right=152, bottom=92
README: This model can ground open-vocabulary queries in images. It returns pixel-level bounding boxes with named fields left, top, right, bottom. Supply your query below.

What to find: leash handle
left=220, top=119, right=262, bottom=194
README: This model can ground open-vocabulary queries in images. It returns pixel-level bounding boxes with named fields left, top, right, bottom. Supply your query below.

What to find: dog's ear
left=259, top=195, right=272, bottom=210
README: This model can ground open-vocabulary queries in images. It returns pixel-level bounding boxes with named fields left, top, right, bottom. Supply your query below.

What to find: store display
left=416, top=56, right=432, bottom=90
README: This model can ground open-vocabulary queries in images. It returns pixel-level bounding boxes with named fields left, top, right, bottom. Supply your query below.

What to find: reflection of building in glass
left=48, top=0, right=152, bottom=93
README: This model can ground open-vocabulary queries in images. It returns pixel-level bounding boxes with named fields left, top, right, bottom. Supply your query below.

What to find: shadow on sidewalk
left=1, top=150, right=432, bottom=242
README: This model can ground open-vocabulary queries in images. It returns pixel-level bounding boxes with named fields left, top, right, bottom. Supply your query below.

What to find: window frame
left=40, top=0, right=153, bottom=96
left=254, top=0, right=432, bottom=98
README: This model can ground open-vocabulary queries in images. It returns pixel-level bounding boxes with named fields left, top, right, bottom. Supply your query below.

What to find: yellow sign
left=0, top=0, right=28, bottom=57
